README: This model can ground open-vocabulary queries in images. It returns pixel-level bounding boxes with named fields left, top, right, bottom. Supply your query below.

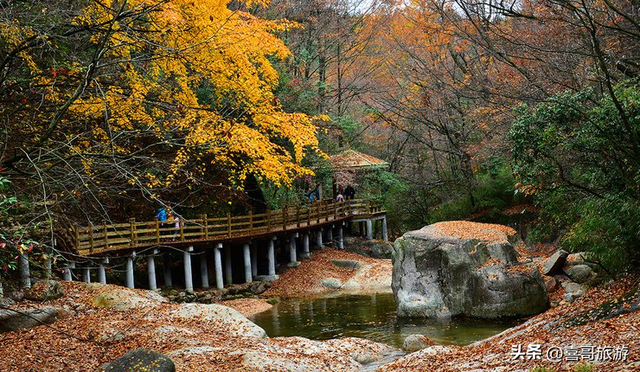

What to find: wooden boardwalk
left=68, top=199, right=386, bottom=257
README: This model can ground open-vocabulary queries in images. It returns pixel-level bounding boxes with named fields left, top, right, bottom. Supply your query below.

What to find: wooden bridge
left=55, top=199, right=388, bottom=292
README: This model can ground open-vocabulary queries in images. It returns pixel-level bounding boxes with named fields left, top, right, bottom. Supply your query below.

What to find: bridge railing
left=71, top=199, right=382, bottom=256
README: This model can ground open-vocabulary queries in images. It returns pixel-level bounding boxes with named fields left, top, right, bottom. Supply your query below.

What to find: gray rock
left=169, top=303, right=266, bottom=338
left=403, top=334, right=434, bottom=352
left=100, top=348, right=174, bottom=372
left=562, top=281, right=586, bottom=302
left=323, top=337, right=393, bottom=364
left=332, top=260, right=362, bottom=269
left=318, top=278, right=343, bottom=289
left=543, top=250, right=569, bottom=276
left=0, top=297, right=15, bottom=307
left=92, top=286, right=164, bottom=310
left=544, top=276, right=558, bottom=292
left=392, top=223, right=548, bottom=319
left=25, top=280, right=63, bottom=301
left=0, top=305, right=58, bottom=332
left=565, top=264, right=594, bottom=284
left=7, top=291, right=23, bottom=301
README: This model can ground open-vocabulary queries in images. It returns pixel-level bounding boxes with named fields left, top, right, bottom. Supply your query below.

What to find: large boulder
left=99, top=348, right=175, bottom=372
left=392, top=221, right=548, bottom=319
left=0, top=305, right=58, bottom=332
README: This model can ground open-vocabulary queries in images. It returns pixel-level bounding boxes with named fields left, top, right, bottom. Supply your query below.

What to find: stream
left=250, top=293, right=519, bottom=349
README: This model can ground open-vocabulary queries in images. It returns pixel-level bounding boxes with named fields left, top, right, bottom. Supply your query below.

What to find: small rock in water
left=403, top=334, right=434, bottom=352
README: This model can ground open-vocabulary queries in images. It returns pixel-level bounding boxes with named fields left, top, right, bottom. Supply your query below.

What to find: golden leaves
left=64, top=0, right=320, bottom=189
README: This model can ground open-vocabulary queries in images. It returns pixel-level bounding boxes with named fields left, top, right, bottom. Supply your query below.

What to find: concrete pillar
left=224, top=245, right=233, bottom=285
left=288, top=233, right=300, bottom=267
left=337, top=225, right=344, bottom=250
left=327, top=225, right=333, bottom=242
left=126, top=253, right=135, bottom=289
left=98, top=258, right=108, bottom=284
left=251, top=244, right=258, bottom=277
left=267, top=238, right=277, bottom=279
left=366, top=219, right=373, bottom=240
left=184, top=246, right=194, bottom=293
left=382, top=217, right=388, bottom=242
left=83, top=267, right=91, bottom=283
left=301, top=232, right=310, bottom=259
left=315, top=229, right=323, bottom=249
left=163, top=253, right=173, bottom=287
left=63, top=262, right=75, bottom=281
left=214, top=243, right=223, bottom=289
left=200, top=251, right=209, bottom=288
left=243, top=243, right=252, bottom=283
left=148, top=251, right=157, bottom=290
left=18, top=253, right=31, bottom=289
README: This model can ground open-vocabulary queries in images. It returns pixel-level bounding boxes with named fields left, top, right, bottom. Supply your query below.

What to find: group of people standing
left=156, top=207, right=180, bottom=238
left=336, top=184, right=355, bottom=203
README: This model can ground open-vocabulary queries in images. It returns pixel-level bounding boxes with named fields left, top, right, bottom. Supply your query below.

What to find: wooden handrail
left=71, top=199, right=384, bottom=255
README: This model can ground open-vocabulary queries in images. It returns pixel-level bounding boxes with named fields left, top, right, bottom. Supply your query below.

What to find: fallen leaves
left=430, top=221, right=517, bottom=243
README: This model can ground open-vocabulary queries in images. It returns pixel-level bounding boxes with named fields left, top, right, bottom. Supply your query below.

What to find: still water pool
left=250, top=293, right=520, bottom=349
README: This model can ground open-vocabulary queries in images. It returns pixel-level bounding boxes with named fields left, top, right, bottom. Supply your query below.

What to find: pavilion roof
left=330, top=149, right=388, bottom=170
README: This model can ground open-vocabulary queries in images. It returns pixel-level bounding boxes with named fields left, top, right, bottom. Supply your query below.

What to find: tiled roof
left=330, top=149, right=388, bottom=170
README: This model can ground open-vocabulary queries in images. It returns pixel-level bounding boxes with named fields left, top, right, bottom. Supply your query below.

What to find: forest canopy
left=1, top=0, right=640, bottom=275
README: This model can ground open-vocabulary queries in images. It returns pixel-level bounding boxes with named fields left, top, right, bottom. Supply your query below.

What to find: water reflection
left=250, top=293, right=519, bottom=348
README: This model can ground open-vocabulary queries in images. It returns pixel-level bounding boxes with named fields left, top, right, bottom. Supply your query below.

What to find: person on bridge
left=156, top=207, right=167, bottom=222
left=344, top=185, right=355, bottom=200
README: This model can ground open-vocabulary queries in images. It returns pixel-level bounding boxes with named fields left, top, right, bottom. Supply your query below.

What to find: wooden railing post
left=296, top=206, right=300, bottom=228
left=325, top=200, right=329, bottom=222
left=307, top=205, right=311, bottom=226
left=129, top=218, right=136, bottom=248
left=75, top=225, right=81, bottom=252
left=282, top=208, right=287, bottom=231
left=202, top=214, right=209, bottom=239
left=103, top=220, right=108, bottom=249
left=227, top=213, right=232, bottom=237
left=316, top=202, right=320, bottom=223
left=267, top=210, right=272, bottom=232
left=249, top=210, right=254, bottom=233
left=88, top=223, right=94, bottom=253
left=333, top=201, right=337, bottom=219
left=180, top=218, right=185, bottom=241
left=155, top=220, right=160, bottom=243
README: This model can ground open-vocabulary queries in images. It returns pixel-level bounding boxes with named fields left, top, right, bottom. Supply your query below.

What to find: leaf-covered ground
left=378, top=275, right=640, bottom=372
left=263, top=248, right=392, bottom=297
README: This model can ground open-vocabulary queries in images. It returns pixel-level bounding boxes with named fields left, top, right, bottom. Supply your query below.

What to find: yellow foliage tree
left=1, top=0, right=321, bottom=217
left=67, top=0, right=320, bottom=189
